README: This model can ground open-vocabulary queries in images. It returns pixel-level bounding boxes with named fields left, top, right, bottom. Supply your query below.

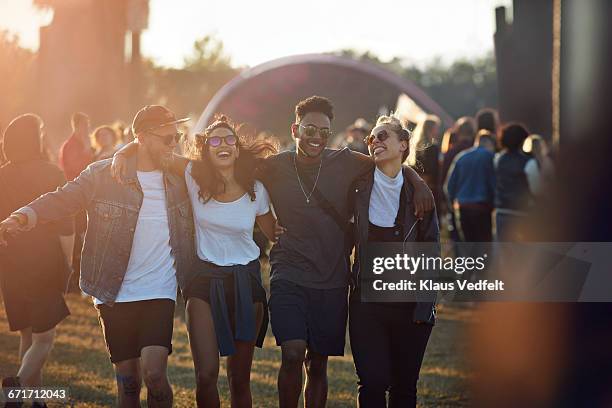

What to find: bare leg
left=114, top=358, right=142, bottom=408
left=303, top=350, right=328, bottom=408
left=278, top=340, right=307, bottom=408
left=17, top=328, right=55, bottom=387
left=140, top=346, right=172, bottom=408
left=186, top=298, right=220, bottom=408
left=226, top=303, right=264, bottom=408
left=19, top=328, right=33, bottom=359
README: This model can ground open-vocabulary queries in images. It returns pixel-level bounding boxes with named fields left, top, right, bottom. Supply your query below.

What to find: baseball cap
left=131, top=105, right=190, bottom=134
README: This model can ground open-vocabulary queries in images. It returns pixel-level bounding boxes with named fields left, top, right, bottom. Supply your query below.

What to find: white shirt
left=369, top=167, right=404, bottom=227
left=524, top=158, right=541, bottom=196
left=185, top=162, right=270, bottom=266
left=94, top=170, right=177, bottom=305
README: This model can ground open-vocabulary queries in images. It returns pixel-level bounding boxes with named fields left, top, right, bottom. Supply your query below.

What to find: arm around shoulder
left=404, top=166, right=434, bottom=217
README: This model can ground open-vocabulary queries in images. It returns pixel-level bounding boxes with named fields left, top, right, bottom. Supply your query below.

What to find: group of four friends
left=0, top=95, right=439, bottom=408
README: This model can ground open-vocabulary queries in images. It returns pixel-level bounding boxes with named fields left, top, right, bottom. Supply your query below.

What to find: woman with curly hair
left=112, top=114, right=283, bottom=408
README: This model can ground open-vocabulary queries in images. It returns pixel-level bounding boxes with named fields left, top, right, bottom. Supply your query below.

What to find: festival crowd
left=0, top=97, right=554, bottom=408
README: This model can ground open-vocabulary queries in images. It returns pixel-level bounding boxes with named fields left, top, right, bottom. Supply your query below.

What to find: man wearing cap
left=0, top=105, right=195, bottom=408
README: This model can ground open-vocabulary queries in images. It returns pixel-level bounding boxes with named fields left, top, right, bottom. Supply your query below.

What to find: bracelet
left=9, top=213, right=27, bottom=227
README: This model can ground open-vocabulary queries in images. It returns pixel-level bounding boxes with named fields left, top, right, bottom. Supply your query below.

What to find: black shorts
left=269, top=278, right=348, bottom=356
left=1, top=278, right=69, bottom=333
left=184, top=272, right=267, bottom=332
left=184, top=273, right=267, bottom=307
left=183, top=275, right=266, bottom=302
left=96, top=299, right=174, bottom=363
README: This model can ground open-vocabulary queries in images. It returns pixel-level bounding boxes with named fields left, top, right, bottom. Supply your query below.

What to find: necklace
left=293, top=152, right=322, bottom=204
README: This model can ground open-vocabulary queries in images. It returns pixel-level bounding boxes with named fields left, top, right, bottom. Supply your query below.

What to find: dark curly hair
left=295, top=95, right=334, bottom=123
left=500, top=123, right=529, bottom=151
left=190, top=114, right=278, bottom=204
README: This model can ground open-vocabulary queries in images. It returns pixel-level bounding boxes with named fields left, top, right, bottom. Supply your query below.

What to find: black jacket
left=494, top=150, right=532, bottom=211
left=351, top=166, right=439, bottom=325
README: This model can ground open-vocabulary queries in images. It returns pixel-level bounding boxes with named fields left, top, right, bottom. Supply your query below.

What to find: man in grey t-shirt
left=258, top=96, right=433, bottom=408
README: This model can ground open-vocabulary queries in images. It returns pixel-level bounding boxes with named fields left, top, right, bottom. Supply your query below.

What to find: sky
left=0, top=0, right=512, bottom=68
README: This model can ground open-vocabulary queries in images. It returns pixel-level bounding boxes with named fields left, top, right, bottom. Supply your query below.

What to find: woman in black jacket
left=0, top=114, right=74, bottom=404
left=349, top=115, right=439, bottom=408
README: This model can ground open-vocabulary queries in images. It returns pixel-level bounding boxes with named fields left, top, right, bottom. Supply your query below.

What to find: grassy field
left=0, top=293, right=473, bottom=407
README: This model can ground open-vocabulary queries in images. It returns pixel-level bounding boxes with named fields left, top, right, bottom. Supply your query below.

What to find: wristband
left=9, top=213, right=27, bottom=227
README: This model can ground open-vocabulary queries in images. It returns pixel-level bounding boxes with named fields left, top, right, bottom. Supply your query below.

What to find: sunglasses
left=299, top=124, right=332, bottom=139
left=205, top=134, right=238, bottom=147
left=148, top=131, right=183, bottom=146
left=365, top=129, right=393, bottom=146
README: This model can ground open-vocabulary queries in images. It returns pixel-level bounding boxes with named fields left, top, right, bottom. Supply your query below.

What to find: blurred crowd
left=331, top=107, right=556, bottom=245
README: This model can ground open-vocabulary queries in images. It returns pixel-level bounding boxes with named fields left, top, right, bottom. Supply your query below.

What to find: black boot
left=1, top=376, right=23, bottom=408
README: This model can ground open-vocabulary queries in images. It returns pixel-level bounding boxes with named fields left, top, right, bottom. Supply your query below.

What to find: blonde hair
left=374, top=113, right=411, bottom=162
left=440, top=128, right=457, bottom=154
left=408, top=114, right=440, bottom=166
left=523, top=134, right=551, bottom=159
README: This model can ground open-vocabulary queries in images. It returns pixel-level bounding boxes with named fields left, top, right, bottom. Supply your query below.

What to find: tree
left=183, top=35, right=232, bottom=72
left=334, top=49, right=498, bottom=121
left=145, top=34, right=238, bottom=119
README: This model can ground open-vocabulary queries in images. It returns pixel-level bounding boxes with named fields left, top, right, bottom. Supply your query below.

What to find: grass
left=1, top=257, right=473, bottom=407
left=0, top=296, right=473, bottom=407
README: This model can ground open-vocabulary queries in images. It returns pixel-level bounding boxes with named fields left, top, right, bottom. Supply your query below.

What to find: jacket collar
left=360, top=166, right=414, bottom=200
left=356, top=165, right=415, bottom=228
left=123, top=155, right=139, bottom=185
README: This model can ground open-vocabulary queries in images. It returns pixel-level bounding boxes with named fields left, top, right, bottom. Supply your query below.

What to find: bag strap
left=310, top=186, right=350, bottom=233
left=296, top=164, right=350, bottom=233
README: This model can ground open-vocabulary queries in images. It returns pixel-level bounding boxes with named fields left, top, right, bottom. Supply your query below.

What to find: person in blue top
left=444, top=130, right=496, bottom=242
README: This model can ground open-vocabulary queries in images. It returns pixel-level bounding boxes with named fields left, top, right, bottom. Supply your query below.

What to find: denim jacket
left=16, top=156, right=196, bottom=305
left=351, top=166, right=440, bottom=325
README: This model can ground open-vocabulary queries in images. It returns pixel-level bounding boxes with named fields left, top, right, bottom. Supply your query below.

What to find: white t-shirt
left=185, top=162, right=270, bottom=266
left=369, top=166, right=404, bottom=227
left=94, top=170, right=177, bottom=305
left=525, top=157, right=544, bottom=196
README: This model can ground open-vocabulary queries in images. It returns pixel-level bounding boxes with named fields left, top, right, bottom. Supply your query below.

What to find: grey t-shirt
left=258, top=148, right=373, bottom=289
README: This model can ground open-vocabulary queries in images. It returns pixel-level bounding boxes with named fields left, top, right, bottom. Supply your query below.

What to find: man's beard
left=159, top=153, right=173, bottom=170
left=147, top=145, right=172, bottom=170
